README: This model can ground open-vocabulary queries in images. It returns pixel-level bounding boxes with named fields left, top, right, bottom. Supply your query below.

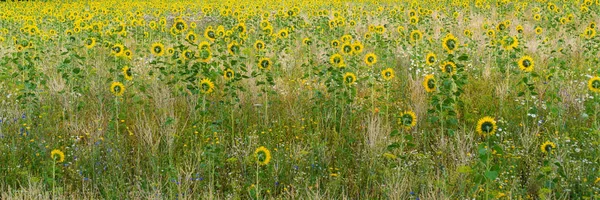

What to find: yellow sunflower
left=111, top=43, right=125, bottom=57
left=199, top=78, right=215, bottom=94
left=227, top=41, right=240, bottom=55
left=198, top=48, right=212, bottom=63
left=110, top=82, right=125, bottom=96
left=476, top=116, right=497, bottom=137
left=224, top=68, right=235, bottom=81
left=341, top=42, right=353, bottom=55
left=540, top=141, right=556, bottom=154
left=518, top=56, right=534, bottom=72
left=186, top=31, right=198, bottom=43
left=330, top=53, right=345, bottom=68
left=151, top=42, right=165, bottom=57
left=398, top=111, right=417, bottom=129
left=442, top=33, right=459, bottom=54
left=423, top=74, right=436, bottom=93
left=440, top=61, right=457, bottom=75
left=588, top=76, right=600, bottom=93
left=410, top=30, right=423, bottom=42
left=122, top=66, right=133, bottom=81
left=50, top=149, right=65, bottom=163
left=254, top=146, right=272, bottom=166
left=258, top=57, right=272, bottom=70
left=364, top=53, right=377, bottom=66
left=352, top=42, right=364, bottom=54
left=426, top=52, right=437, bottom=65
left=381, top=68, right=395, bottom=81
left=501, top=36, right=519, bottom=50
left=343, top=72, right=357, bottom=86
left=584, top=27, right=596, bottom=39
left=84, top=38, right=96, bottom=49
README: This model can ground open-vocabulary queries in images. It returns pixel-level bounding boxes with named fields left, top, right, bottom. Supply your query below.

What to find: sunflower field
left=1, top=0, right=600, bottom=199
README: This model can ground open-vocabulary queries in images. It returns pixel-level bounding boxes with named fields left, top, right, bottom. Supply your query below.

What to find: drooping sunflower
left=110, top=82, right=125, bottom=96
left=518, top=56, right=534, bottom=72
left=476, top=116, right=497, bottom=137
left=440, top=61, right=457, bottom=75
left=500, top=36, right=519, bottom=50
left=50, top=149, right=65, bottom=163
left=540, top=141, right=556, bottom=154
left=364, top=53, right=377, bottom=66
left=224, top=68, right=235, bottom=81
left=151, top=42, right=165, bottom=57
left=398, top=111, right=417, bottom=129
left=84, top=38, right=96, bottom=49
left=442, top=33, right=459, bottom=54
left=254, top=146, right=272, bottom=166
left=381, top=68, right=395, bottom=81
left=423, top=74, right=436, bottom=93
left=588, top=76, right=600, bottom=93
left=343, top=72, right=357, bottom=86
left=122, top=66, right=133, bottom=81
left=111, top=43, right=125, bottom=57
left=258, top=57, right=272, bottom=70
left=425, top=52, right=436, bottom=65
left=199, top=78, right=215, bottom=94
left=330, top=53, right=345, bottom=68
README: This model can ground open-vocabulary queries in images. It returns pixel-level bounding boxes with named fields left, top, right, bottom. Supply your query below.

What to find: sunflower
left=198, top=48, right=212, bottom=63
left=204, top=26, right=216, bottom=42
left=277, top=29, right=289, bottom=39
left=496, top=22, right=507, bottom=31
left=410, top=30, right=423, bottom=42
left=440, top=61, right=457, bottom=75
left=173, top=18, right=187, bottom=33
left=182, top=50, right=195, bottom=60
left=84, top=38, right=96, bottom=49
left=535, top=27, right=543, bottom=35
left=167, top=48, right=175, bottom=55
left=302, top=38, right=312, bottom=46
left=112, top=43, right=125, bottom=57
left=476, top=116, right=497, bottom=137
left=409, top=16, right=419, bottom=24
left=331, top=39, right=340, bottom=48
left=258, top=57, right=272, bottom=70
left=540, top=141, right=556, bottom=154
left=110, top=82, right=125, bottom=96
left=50, top=149, right=65, bottom=163
left=425, top=52, right=436, bottom=65
left=352, top=42, right=364, bottom=54
left=199, top=78, right=215, bottom=94
left=254, top=146, right=272, bottom=166
left=381, top=68, right=395, bottom=81
left=330, top=53, right=345, bottom=68
left=124, top=50, right=133, bottom=60
left=122, top=66, right=133, bottom=81
left=463, top=29, right=472, bottom=37
left=228, top=41, right=240, bottom=55
left=151, top=42, right=165, bottom=57
left=343, top=72, right=357, bottom=86
left=500, top=36, right=519, bottom=50
left=516, top=25, right=524, bottom=34
left=186, top=31, right=198, bottom=43
left=364, top=53, right=377, bottom=66
left=442, top=33, right=459, bottom=54
left=224, top=68, right=235, bottom=81
left=588, top=76, right=600, bottom=93
left=254, top=40, right=266, bottom=51
left=341, top=43, right=353, bottom=55
left=398, top=111, right=417, bottom=129
left=423, top=74, right=436, bottom=93
left=533, top=14, right=541, bottom=21
left=584, top=27, right=596, bottom=39
left=518, top=56, right=534, bottom=72
left=486, top=29, right=496, bottom=38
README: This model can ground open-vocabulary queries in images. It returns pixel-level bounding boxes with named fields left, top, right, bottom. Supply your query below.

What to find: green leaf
left=485, top=170, right=498, bottom=180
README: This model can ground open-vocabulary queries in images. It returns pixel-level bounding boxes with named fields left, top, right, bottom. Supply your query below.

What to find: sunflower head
left=476, top=116, right=497, bottom=137
left=186, top=31, right=198, bottom=43
left=442, top=33, right=459, bottom=54
left=330, top=53, right=345, bottom=68
left=540, top=141, right=556, bottom=154
left=303, top=38, right=312, bottom=46
left=426, top=52, right=436, bottom=65
left=199, top=78, right=215, bottom=94
left=341, top=43, right=353, bottom=55
left=423, top=74, right=436, bottom=93
left=501, top=36, right=519, bottom=51
left=84, top=38, right=96, bottom=49
left=381, top=68, right=395, bottom=81
left=588, top=76, right=600, bottom=93
left=352, top=42, right=364, bottom=54
left=151, top=42, right=165, bottom=57
left=198, top=48, right=212, bottom=63
left=364, top=53, right=377, bottom=66
left=224, top=68, right=235, bottom=81
left=258, top=58, right=272, bottom=70
left=112, top=44, right=125, bottom=57
left=440, top=61, right=457, bottom=75
left=398, top=111, right=417, bottom=129
left=122, top=66, right=133, bottom=81
left=343, top=72, right=357, bottom=86
left=228, top=41, right=240, bottom=55
left=518, top=56, right=534, bottom=72
left=254, top=146, right=272, bottom=166
left=173, top=18, right=187, bottom=33
left=50, top=149, right=65, bottom=163
left=254, top=40, right=265, bottom=51
left=110, top=82, right=125, bottom=96
left=410, top=30, right=423, bottom=42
